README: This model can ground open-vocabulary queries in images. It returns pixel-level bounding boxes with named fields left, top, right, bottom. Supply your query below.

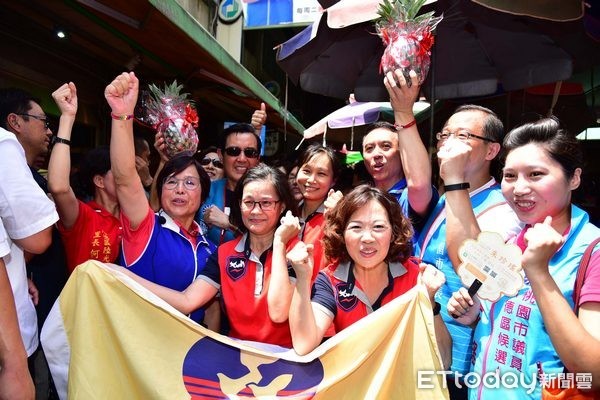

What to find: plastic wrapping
left=145, top=81, right=199, bottom=157
left=376, top=0, right=442, bottom=84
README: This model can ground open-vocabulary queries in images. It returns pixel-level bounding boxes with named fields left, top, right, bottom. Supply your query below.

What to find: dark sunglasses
left=224, top=146, right=260, bottom=158
left=200, top=158, right=224, bottom=168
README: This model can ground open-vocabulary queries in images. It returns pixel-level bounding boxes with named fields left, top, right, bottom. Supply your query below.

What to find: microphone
left=158, top=215, right=167, bottom=225
left=468, top=279, right=483, bottom=296
left=451, top=279, right=482, bottom=319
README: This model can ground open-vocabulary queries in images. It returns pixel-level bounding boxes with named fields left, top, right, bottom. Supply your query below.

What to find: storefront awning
left=0, top=0, right=304, bottom=136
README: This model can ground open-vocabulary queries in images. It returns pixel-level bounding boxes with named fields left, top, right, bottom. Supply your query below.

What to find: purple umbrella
left=302, top=100, right=431, bottom=149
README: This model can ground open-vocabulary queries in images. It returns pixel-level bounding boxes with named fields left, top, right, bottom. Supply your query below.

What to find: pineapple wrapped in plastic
left=376, top=0, right=442, bottom=85
left=145, top=81, right=199, bottom=157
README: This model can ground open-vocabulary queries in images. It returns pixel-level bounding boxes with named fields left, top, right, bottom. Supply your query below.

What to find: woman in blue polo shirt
left=106, top=72, right=217, bottom=327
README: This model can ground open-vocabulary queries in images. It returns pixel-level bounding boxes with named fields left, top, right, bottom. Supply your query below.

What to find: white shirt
left=0, top=127, right=59, bottom=355
left=0, top=221, right=9, bottom=258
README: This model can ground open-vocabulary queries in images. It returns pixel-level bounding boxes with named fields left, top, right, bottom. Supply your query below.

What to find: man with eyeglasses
left=200, top=122, right=263, bottom=246
left=0, top=87, right=59, bottom=398
left=0, top=89, right=52, bottom=168
left=415, top=104, right=522, bottom=400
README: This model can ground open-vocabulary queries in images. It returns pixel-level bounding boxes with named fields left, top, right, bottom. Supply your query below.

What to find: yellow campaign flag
left=41, top=260, right=449, bottom=399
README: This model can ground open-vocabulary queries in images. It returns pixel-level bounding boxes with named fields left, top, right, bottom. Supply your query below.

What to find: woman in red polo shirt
left=295, top=143, right=343, bottom=271
left=288, top=184, right=451, bottom=364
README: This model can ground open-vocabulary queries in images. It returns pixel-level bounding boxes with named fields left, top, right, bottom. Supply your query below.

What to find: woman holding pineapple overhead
left=105, top=72, right=219, bottom=329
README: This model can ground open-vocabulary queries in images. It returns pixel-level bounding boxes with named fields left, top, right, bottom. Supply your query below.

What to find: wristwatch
left=52, top=136, right=71, bottom=146
left=444, top=182, right=470, bottom=192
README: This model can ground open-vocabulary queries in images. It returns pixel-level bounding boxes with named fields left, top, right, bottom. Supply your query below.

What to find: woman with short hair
left=105, top=72, right=216, bottom=326
left=288, top=184, right=451, bottom=364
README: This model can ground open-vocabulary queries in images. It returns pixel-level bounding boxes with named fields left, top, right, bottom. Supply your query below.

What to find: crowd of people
left=0, top=67, right=598, bottom=400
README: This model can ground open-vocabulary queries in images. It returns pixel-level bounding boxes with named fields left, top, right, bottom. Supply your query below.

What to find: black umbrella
left=277, top=0, right=599, bottom=102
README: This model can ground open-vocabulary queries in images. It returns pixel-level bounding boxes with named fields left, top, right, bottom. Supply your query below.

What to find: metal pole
left=428, top=41, right=436, bottom=162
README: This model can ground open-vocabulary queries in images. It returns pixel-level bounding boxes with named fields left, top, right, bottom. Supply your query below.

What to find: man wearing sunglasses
left=200, top=122, right=263, bottom=246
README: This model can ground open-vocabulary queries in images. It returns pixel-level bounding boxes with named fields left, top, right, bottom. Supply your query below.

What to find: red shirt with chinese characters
left=58, top=200, right=122, bottom=273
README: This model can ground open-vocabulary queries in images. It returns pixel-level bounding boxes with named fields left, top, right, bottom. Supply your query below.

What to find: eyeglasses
left=200, top=158, right=224, bottom=169
left=16, top=113, right=51, bottom=130
left=240, top=199, right=280, bottom=211
left=345, top=223, right=391, bottom=236
left=224, top=146, right=260, bottom=158
left=163, top=176, right=200, bottom=191
left=436, top=130, right=494, bottom=143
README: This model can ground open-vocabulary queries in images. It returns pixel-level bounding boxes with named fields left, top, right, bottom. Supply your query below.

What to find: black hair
left=76, top=145, right=111, bottom=199
left=453, top=104, right=504, bottom=144
left=297, top=142, right=343, bottom=184
left=229, top=163, right=299, bottom=233
left=156, top=152, right=211, bottom=208
left=194, top=146, right=220, bottom=163
left=502, top=117, right=583, bottom=180
left=363, top=121, right=397, bottom=141
left=133, top=136, right=150, bottom=156
left=0, top=88, right=40, bottom=130
left=269, top=157, right=292, bottom=175
left=219, top=123, right=262, bottom=154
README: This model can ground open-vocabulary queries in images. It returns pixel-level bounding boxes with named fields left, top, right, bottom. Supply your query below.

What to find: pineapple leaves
left=376, top=0, right=436, bottom=25
left=148, top=80, right=191, bottom=104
